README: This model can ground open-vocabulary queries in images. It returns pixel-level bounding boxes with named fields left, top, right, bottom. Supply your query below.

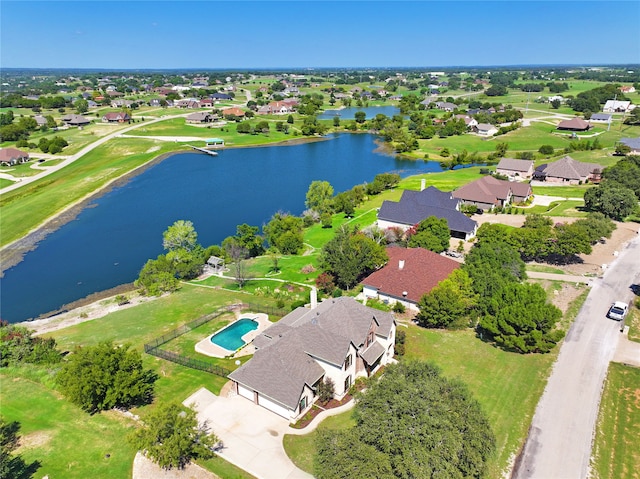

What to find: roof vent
left=399, top=260, right=405, bottom=270
left=402, top=291, right=408, bottom=297
left=311, top=318, right=318, bottom=325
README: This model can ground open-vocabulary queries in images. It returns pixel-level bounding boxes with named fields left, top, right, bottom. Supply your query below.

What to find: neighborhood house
left=362, top=247, right=460, bottom=311
left=377, top=184, right=478, bottom=240
left=619, top=137, right=640, bottom=155
left=495, top=158, right=535, bottom=179
left=453, top=175, right=532, bottom=210
left=228, top=296, right=396, bottom=421
left=0, top=147, right=30, bottom=166
left=533, top=155, right=603, bottom=184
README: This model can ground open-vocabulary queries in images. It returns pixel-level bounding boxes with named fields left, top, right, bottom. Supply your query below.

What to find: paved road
left=512, top=233, right=640, bottom=479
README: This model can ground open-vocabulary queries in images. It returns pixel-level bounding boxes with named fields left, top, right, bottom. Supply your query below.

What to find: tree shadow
left=6, top=457, right=42, bottom=479
left=630, top=284, right=640, bottom=296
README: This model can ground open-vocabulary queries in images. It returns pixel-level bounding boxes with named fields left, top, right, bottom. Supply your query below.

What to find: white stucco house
left=228, top=296, right=396, bottom=421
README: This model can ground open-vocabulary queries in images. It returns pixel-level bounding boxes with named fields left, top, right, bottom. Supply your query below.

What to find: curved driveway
left=512, top=232, right=640, bottom=479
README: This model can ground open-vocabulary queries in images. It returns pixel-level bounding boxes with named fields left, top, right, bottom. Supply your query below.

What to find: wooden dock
left=187, top=145, right=218, bottom=156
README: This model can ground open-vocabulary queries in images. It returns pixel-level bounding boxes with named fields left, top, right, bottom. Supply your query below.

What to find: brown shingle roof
left=496, top=158, right=533, bottom=173
left=557, top=117, right=591, bottom=130
left=453, top=176, right=512, bottom=206
left=0, top=147, right=29, bottom=163
left=362, top=247, right=459, bottom=304
left=540, top=155, right=603, bottom=181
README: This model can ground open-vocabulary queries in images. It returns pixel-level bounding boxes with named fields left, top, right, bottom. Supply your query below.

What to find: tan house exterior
left=496, top=158, right=535, bottom=179
left=533, top=156, right=603, bottom=185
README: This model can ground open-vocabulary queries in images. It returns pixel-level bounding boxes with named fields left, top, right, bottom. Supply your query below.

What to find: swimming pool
left=210, top=318, right=259, bottom=351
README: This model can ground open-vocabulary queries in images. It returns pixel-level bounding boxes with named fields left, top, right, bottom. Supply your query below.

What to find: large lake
left=1, top=133, right=445, bottom=323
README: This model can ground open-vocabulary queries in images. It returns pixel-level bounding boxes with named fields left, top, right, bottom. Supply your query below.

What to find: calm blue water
left=1, top=133, right=447, bottom=322
left=211, top=318, right=258, bottom=351
left=317, top=106, right=400, bottom=120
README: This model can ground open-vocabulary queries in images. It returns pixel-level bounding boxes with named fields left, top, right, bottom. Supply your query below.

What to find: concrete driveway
left=184, top=388, right=313, bottom=479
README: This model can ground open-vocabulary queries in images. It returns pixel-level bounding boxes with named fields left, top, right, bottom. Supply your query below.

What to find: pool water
left=211, top=318, right=258, bottom=351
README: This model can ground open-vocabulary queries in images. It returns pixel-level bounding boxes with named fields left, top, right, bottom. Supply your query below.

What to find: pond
left=317, top=106, right=401, bottom=121
left=1, top=133, right=445, bottom=323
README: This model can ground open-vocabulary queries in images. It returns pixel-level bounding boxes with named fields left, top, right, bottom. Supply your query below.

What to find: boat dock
left=187, top=145, right=218, bottom=156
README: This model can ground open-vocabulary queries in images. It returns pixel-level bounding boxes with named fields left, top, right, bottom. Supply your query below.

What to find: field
left=591, top=362, right=640, bottom=479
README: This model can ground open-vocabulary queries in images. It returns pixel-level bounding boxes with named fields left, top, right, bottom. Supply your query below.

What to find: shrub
left=392, top=301, right=406, bottom=313
left=317, top=378, right=335, bottom=404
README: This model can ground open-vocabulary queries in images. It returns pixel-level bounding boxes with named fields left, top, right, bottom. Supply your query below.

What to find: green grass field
left=591, top=362, right=640, bottom=479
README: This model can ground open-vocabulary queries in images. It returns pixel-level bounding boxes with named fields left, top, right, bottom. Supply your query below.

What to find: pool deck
left=195, top=313, right=271, bottom=359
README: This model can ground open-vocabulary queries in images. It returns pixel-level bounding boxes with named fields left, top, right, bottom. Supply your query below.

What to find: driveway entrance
left=184, top=388, right=313, bottom=479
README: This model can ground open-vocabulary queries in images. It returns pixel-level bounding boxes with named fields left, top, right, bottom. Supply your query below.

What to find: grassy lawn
left=526, top=264, right=566, bottom=274
left=283, top=410, right=356, bottom=473
left=526, top=199, right=587, bottom=217
left=0, top=162, right=44, bottom=178
left=591, top=362, right=640, bottom=479
left=531, top=185, right=592, bottom=198
left=0, top=177, right=15, bottom=188
left=1, top=369, right=138, bottom=479
left=0, top=138, right=180, bottom=247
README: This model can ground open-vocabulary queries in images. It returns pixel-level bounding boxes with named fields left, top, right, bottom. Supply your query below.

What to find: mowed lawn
left=591, top=362, right=640, bottom=479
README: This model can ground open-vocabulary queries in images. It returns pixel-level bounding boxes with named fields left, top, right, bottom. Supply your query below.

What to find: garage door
left=257, top=394, right=291, bottom=419
left=238, top=384, right=254, bottom=401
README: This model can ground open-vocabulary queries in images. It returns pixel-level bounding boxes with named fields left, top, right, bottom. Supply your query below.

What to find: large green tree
left=479, top=283, right=563, bottom=353
left=416, top=269, right=478, bottom=329
left=407, top=216, right=450, bottom=253
left=57, top=342, right=157, bottom=413
left=0, top=418, right=38, bottom=479
left=163, top=220, right=198, bottom=252
left=263, top=212, right=304, bottom=254
left=319, top=224, right=388, bottom=290
left=584, top=183, right=637, bottom=220
left=129, top=403, right=217, bottom=470
left=0, top=322, right=60, bottom=367
left=314, top=361, right=495, bottom=479
left=305, top=180, right=334, bottom=215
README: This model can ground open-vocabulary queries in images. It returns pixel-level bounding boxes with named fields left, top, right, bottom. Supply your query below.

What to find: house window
left=344, top=375, right=352, bottom=393
left=344, top=354, right=352, bottom=370
left=299, top=396, right=307, bottom=412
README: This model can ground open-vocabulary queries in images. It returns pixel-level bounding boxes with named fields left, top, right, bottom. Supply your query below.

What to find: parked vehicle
left=607, top=301, right=629, bottom=321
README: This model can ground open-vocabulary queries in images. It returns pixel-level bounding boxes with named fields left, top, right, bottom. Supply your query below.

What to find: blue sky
left=2, top=1, right=639, bottom=69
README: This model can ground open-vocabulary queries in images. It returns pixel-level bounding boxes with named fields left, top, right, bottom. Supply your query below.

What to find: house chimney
left=420, top=179, right=426, bottom=191
left=310, top=287, right=318, bottom=310
left=399, top=260, right=405, bottom=270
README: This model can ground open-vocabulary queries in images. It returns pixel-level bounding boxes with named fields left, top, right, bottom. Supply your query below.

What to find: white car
left=607, top=301, right=629, bottom=321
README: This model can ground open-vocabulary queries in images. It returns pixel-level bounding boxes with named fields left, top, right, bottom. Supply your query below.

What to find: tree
left=479, top=283, right=563, bottom=353
left=584, top=183, right=638, bottom=220
left=615, top=143, right=632, bottom=156
left=319, top=224, right=388, bottom=290
left=332, top=116, right=340, bottom=127
left=57, top=342, right=157, bottom=413
left=263, top=212, right=304, bottom=254
left=314, top=361, right=495, bottom=479
left=550, top=99, right=561, bottom=109
left=135, top=255, right=180, bottom=296
left=0, top=322, right=61, bottom=367
left=223, top=223, right=264, bottom=258
left=494, top=142, right=509, bottom=157
left=129, top=402, right=217, bottom=470
left=538, top=144, right=555, bottom=155
left=354, top=111, right=366, bottom=124
left=75, top=99, right=89, bottom=114
left=601, top=155, right=640, bottom=197
left=407, top=216, right=450, bottom=253
left=163, top=220, right=198, bottom=252
left=305, top=180, right=334, bottom=215
left=317, top=377, right=335, bottom=404
left=226, top=242, right=248, bottom=288
left=416, top=269, right=478, bottom=329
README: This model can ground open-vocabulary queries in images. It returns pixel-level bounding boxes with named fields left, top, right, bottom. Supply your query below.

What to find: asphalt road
left=512, top=232, right=640, bottom=479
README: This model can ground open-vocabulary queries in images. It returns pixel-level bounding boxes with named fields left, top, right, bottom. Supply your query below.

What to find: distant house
left=110, top=99, right=133, bottom=108
left=453, top=176, right=532, bottom=210
left=556, top=117, right=591, bottom=131
left=102, top=112, right=131, bottom=123
left=454, top=114, right=478, bottom=128
left=211, top=92, right=233, bottom=101
left=199, top=98, right=214, bottom=108
left=221, top=107, right=245, bottom=118
left=0, top=147, right=30, bottom=166
left=620, top=86, right=636, bottom=94
left=34, top=115, right=48, bottom=127
left=619, top=137, right=640, bottom=155
left=186, top=112, right=214, bottom=124
left=175, top=99, right=201, bottom=109
left=228, top=296, right=396, bottom=421
left=533, top=155, right=603, bottom=184
left=603, top=100, right=633, bottom=113
left=434, top=101, right=457, bottom=112
left=257, top=101, right=294, bottom=115
left=496, top=158, right=534, bottom=179
left=362, top=247, right=460, bottom=311
left=590, top=113, right=612, bottom=123
left=62, top=114, right=91, bottom=126
left=474, top=123, right=498, bottom=136
left=377, top=185, right=478, bottom=240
